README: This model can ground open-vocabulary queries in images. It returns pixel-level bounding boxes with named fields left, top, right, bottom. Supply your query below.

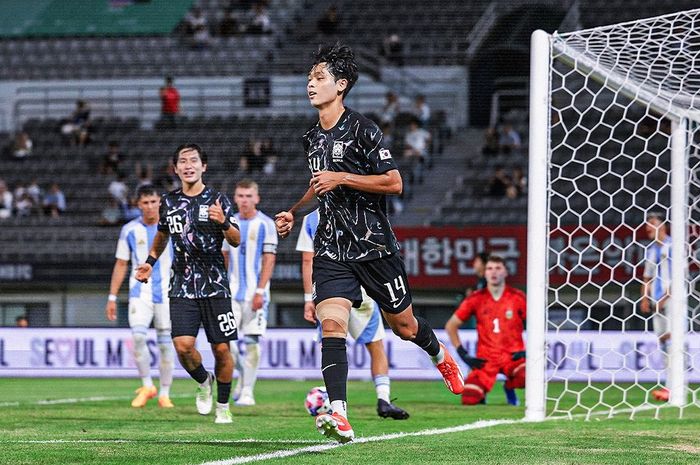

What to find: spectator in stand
left=381, top=33, right=404, bottom=66
left=261, top=138, right=277, bottom=175
left=499, top=123, right=522, bottom=154
left=101, top=140, right=123, bottom=175
left=192, top=24, right=211, bottom=49
left=61, top=100, right=91, bottom=146
left=317, top=6, right=340, bottom=36
left=247, top=3, right=272, bottom=34
left=160, top=77, right=180, bottom=127
left=155, top=163, right=180, bottom=192
left=486, top=165, right=512, bottom=197
left=240, top=138, right=265, bottom=174
left=135, top=162, right=153, bottom=188
left=404, top=119, right=431, bottom=159
left=412, top=95, right=431, bottom=127
left=109, top=173, right=129, bottom=208
left=380, top=92, right=400, bottom=127
left=26, top=179, right=41, bottom=205
left=512, top=167, right=527, bottom=195
left=481, top=127, right=500, bottom=155
left=98, top=198, right=122, bottom=226
left=13, top=183, right=35, bottom=217
left=15, top=315, right=29, bottom=327
left=12, top=131, right=32, bottom=159
left=219, top=9, right=241, bottom=36
left=43, top=183, right=66, bottom=218
left=184, top=7, right=208, bottom=36
left=15, top=191, right=34, bottom=217
left=0, top=180, right=13, bottom=219
left=403, top=119, right=432, bottom=184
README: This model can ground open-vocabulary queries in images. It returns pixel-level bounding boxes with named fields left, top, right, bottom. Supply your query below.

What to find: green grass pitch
left=1, top=378, right=699, bottom=464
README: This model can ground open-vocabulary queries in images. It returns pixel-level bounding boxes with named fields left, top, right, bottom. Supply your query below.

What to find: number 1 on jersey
left=492, top=318, right=501, bottom=334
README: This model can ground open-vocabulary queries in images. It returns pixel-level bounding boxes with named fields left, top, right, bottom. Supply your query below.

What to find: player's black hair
left=312, top=43, right=359, bottom=98
left=476, top=252, right=490, bottom=264
left=173, top=143, right=207, bottom=165
left=136, top=184, right=159, bottom=199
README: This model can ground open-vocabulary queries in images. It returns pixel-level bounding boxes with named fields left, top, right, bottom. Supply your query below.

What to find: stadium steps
left=393, top=127, right=482, bottom=227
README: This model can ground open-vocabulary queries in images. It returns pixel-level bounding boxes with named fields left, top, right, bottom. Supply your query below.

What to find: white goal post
left=526, top=9, right=700, bottom=421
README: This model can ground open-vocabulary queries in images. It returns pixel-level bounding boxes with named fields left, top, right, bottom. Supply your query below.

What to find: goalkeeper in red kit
left=445, top=255, right=526, bottom=406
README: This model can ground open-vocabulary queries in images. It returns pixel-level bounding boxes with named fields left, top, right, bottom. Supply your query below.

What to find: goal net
left=526, top=9, right=700, bottom=420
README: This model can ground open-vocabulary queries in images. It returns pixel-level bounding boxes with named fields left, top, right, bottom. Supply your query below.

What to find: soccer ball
left=304, top=386, right=332, bottom=416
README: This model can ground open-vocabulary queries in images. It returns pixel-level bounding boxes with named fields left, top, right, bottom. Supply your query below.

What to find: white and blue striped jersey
left=295, top=209, right=320, bottom=254
left=223, top=211, right=278, bottom=302
left=115, top=218, right=173, bottom=304
left=643, top=236, right=672, bottom=302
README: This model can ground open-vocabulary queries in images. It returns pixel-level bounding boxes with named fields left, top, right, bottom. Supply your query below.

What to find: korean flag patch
left=379, top=148, right=392, bottom=160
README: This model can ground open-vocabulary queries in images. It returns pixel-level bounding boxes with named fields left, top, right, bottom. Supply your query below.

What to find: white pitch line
left=192, top=404, right=669, bottom=465
left=195, top=419, right=520, bottom=465
left=0, top=393, right=191, bottom=407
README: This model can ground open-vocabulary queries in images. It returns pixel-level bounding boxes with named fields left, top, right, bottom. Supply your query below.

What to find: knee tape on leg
left=316, top=299, right=350, bottom=337
left=243, top=335, right=259, bottom=345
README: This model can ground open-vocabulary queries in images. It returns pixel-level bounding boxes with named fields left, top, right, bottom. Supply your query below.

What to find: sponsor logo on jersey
left=332, top=141, right=345, bottom=162
left=198, top=205, right=209, bottom=221
left=505, top=309, right=513, bottom=319
left=379, top=148, right=392, bottom=160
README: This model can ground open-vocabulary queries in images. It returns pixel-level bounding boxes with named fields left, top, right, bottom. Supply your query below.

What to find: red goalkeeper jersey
left=453, top=286, right=526, bottom=361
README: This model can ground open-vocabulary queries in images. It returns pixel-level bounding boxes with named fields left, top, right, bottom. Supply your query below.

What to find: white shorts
left=128, top=297, right=171, bottom=331
left=232, top=300, right=267, bottom=337
left=348, top=288, right=386, bottom=344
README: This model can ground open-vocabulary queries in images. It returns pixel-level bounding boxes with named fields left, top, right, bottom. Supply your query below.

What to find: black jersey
left=303, top=108, right=400, bottom=262
left=158, top=186, right=238, bottom=299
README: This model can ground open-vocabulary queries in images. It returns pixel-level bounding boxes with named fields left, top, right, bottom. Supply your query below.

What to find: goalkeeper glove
left=456, top=346, right=486, bottom=369
left=511, top=350, right=526, bottom=361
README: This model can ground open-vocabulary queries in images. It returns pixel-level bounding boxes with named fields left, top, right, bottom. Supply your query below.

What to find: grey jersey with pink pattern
left=158, top=186, right=238, bottom=298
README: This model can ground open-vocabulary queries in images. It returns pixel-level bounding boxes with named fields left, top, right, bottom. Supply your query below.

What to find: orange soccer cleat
left=315, top=412, right=355, bottom=443
left=158, top=395, right=175, bottom=408
left=652, top=387, right=669, bottom=402
left=131, top=385, right=157, bottom=408
left=435, top=343, right=465, bottom=395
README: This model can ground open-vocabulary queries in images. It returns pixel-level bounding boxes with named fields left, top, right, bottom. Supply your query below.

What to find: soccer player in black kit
left=275, top=44, right=464, bottom=443
left=136, top=143, right=241, bottom=424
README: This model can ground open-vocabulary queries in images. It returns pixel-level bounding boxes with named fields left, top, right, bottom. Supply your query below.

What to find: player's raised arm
left=276, top=186, right=315, bottom=238
left=135, top=230, right=169, bottom=283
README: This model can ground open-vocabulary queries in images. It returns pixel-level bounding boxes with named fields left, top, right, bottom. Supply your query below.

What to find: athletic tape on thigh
left=316, top=299, right=350, bottom=336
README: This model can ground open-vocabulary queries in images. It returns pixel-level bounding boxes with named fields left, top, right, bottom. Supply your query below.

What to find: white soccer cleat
left=196, top=374, right=214, bottom=415
left=214, top=405, right=233, bottom=424
left=234, top=391, right=256, bottom=406
left=315, top=412, right=354, bottom=443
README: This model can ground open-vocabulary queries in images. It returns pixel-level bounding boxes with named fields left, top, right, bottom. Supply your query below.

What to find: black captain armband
left=221, top=218, right=232, bottom=231
left=146, top=256, right=157, bottom=267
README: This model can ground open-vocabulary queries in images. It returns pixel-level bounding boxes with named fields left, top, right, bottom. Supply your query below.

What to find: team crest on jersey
left=379, top=148, right=392, bottom=160
left=505, top=309, right=513, bottom=320
left=198, top=205, right=209, bottom=221
left=332, top=141, right=345, bottom=161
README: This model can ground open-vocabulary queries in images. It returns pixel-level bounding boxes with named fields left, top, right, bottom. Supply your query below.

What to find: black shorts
left=312, top=254, right=413, bottom=314
left=170, top=297, right=238, bottom=344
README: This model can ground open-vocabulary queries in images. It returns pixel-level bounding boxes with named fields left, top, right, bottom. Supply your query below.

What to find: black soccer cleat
left=377, top=399, right=410, bottom=420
